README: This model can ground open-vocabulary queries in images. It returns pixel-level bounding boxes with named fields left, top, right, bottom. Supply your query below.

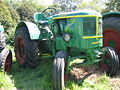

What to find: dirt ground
left=69, top=65, right=120, bottom=90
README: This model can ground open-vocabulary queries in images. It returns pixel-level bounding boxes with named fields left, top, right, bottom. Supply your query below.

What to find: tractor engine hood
left=51, top=10, right=102, bottom=19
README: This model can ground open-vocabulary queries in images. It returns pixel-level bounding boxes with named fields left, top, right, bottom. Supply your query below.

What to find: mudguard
left=0, top=25, right=4, bottom=32
left=103, top=12, right=120, bottom=19
left=16, top=21, right=40, bottom=40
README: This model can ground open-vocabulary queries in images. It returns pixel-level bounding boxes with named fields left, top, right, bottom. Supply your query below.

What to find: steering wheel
left=42, top=7, right=57, bottom=17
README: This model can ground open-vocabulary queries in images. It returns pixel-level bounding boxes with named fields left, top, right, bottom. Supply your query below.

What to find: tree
left=8, top=7, right=20, bottom=24
left=78, top=0, right=105, bottom=12
left=0, top=1, right=20, bottom=45
left=16, top=0, right=45, bottom=22
left=0, top=1, right=13, bottom=30
left=52, top=0, right=83, bottom=12
left=104, top=0, right=120, bottom=12
left=16, top=1, right=37, bottom=21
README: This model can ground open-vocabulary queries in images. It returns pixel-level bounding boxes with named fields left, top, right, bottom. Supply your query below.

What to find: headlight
left=62, top=33, right=70, bottom=41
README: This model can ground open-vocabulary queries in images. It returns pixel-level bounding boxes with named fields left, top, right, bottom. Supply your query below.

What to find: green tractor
left=0, top=25, right=12, bottom=72
left=14, top=8, right=119, bottom=90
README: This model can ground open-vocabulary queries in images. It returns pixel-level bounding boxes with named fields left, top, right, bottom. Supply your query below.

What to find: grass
left=65, top=74, right=111, bottom=90
left=0, top=58, right=53, bottom=90
left=0, top=72, right=16, bottom=90
left=0, top=47, right=112, bottom=90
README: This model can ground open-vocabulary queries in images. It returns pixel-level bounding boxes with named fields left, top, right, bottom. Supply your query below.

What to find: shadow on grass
left=9, top=59, right=53, bottom=90
left=65, top=73, right=92, bottom=89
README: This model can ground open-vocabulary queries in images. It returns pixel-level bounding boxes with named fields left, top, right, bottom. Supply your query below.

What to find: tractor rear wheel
left=53, top=51, right=67, bottom=90
left=103, top=17, right=120, bottom=55
left=99, top=47, right=119, bottom=76
left=14, top=26, right=39, bottom=68
left=0, top=49, right=12, bottom=72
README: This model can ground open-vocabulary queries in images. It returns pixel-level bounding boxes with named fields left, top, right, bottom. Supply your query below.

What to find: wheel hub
left=99, top=62, right=109, bottom=72
left=15, top=35, right=26, bottom=64
left=103, top=29, right=120, bottom=55
left=64, top=74, right=68, bottom=81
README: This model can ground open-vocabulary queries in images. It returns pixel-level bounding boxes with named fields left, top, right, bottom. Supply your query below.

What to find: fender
left=103, top=12, right=120, bottom=19
left=16, top=21, right=40, bottom=40
left=0, top=25, right=4, bottom=32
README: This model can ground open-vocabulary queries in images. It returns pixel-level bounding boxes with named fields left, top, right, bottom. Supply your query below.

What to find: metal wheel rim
left=4, top=51, right=12, bottom=72
left=99, top=51, right=111, bottom=72
left=103, top=29, right=120, bottom=54
left=15, top=35, right=26, bottom=64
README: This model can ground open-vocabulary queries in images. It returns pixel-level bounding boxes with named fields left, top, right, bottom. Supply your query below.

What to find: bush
left=8, top=6, right=20, bottom=25
left=0, top=1, right=20, bottom=45
left=0, top=0, right=46, bottom=46
left=0, top=1, right=13, bottom=30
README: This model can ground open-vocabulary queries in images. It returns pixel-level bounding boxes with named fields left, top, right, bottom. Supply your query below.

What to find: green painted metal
left=32, top=9, right=103, bottom=59
left=16, top=9, right=104, bottom=73
left=103, top=11, right=120, bottom=19
left=16, top=21, right=40, bottom=39
left=55, top=37, right=67, bottom=50
left=0, top=25, right=4, bottom=32
left=52, top=14, right=103, bottom=53
left=33, top=13, right=47, bottom=23
left=51, top=10, right=102, bottom=19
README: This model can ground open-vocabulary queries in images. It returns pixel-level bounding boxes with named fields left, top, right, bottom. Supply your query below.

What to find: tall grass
left=65, top=74, right=111, bottom=90
left=0, top=48, right=111, bottom=90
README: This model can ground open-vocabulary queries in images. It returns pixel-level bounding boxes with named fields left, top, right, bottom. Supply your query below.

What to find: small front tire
left=99, top=47, right=119, bottom=76
left=53, top=51, right=67, bottom=90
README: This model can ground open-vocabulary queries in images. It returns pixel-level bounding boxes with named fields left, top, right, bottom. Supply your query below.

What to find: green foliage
left=102, top=0, right=120, bottom=13
left=0, top=1, right=13, bottom=30
left=0, top=0, right=45, bottom=46
left=65, top=74, right=111, bottom=90
left=0, top=59, right=112, bottom=90
left=8, top=7, right=20, bottom=25
left=5, top=5, right=20, bottom=45
left=0, top=72, right=15, bottom=89
left=0, top=57, right=53, bottom=90
left=52, top=0, right=83, bottom=12
left=16, top=0, right=45, bottom=22
left=78, top=0, right=104, bottom=12
left=52, top=0, right=105, bottom=13
left=5, top=28, right=15, bottom=46
left=0, top=1, right=19, bottom=45
left=16, top=1, right=37, bottom=21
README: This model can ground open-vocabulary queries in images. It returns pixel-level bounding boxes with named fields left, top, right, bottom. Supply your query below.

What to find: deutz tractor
left=14, top=8, right=119, bottom=90
left=0, top=25, right=12, bottom=72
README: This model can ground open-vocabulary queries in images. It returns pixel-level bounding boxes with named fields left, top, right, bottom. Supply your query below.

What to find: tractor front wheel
left=53, top=51, right=67, bottom=90
left=99, top=47, right=119, bottom=76
left=14, top=26, right=39, bottom=68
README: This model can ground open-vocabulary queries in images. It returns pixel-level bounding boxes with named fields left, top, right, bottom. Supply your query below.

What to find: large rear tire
left=99, top=47, right=119, bottom=76
left=103, top=17, right=120, bottom=55
left=14, top=26, right=39, bottom=68
left=53, top=51, right=67, bottom=90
